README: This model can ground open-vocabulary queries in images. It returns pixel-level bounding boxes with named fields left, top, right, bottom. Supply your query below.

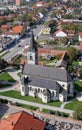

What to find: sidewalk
left=0, top=95, right=73, bottom=115
left=6, top=67, right=21, bottom=81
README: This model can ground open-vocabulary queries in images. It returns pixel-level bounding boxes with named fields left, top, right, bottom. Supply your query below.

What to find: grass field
left=0, top=90, right=61, bottom=107
left=0, top=72, right=15, bottom=82
left=74, top=81, right=82, bottom=92
left=14, top=102, right=38, bottom=110
left=64, top=100, right=82, bottom=110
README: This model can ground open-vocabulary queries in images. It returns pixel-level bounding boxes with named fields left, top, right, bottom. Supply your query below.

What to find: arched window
left=52, top=91, right=54, bottom=96
left=29, top=87, right=31, bottom=91
left=38, top=88, right=40, bottom=92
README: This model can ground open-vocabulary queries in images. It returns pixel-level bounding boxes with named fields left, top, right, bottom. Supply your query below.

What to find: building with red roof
left=0, top=111, right=46, bottom=130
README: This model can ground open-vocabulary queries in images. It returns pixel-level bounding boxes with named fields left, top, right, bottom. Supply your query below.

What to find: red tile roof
left=38, top=48, right=66, bottom=59
left=1, top=25, right=10, bottom=30
left=0, top=111, right=46, bottom=130
left=12, top=26, right=24, bottom=34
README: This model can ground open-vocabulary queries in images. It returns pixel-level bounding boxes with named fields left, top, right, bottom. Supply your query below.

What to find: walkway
left=6, top=67, right=20, bottom=81
left=0, top=95, right=73, bottom=115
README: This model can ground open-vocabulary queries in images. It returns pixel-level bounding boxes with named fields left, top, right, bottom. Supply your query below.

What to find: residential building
left=54, top=30, right=67, bottom=38
left=0, top=111, right=46, bottom=130
left=21, top=32, right=74, bottom=103
left=42, top=26, right=51, bottom=35
left=2, top=25, right=25, bottom=39
left=15, top=0, right=26, bottom=5
left=36, top=1, right=46, bottom=7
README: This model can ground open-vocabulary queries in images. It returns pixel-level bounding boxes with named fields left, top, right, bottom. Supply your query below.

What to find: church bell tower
left=27, top=31, right=38, bottom=65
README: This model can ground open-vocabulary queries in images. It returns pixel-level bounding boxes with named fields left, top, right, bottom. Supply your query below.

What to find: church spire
left=28, top=31, right=37, bottom=51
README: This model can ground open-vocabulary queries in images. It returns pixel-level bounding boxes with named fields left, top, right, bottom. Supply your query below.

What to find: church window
left=52, top=91, right=54, bottom=96
left=38, top=88, right=40, bottom=92
left=35, top=88, right=37, bottom=92
left=29, top=87, right=31, bottom=91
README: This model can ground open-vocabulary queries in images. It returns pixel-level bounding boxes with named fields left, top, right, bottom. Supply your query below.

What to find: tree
left=49, top=20, right=57, bottom=34
left=0, top=58, right=8, bottom=71
left=78, top=67, right=82, bottom=78
left=73, top=104, right=82, bottom=120
left=66, top=47, right=77, bottom=62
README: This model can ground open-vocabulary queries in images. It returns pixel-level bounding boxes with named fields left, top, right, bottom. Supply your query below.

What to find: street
left=3, top=24, right=44, bottom=61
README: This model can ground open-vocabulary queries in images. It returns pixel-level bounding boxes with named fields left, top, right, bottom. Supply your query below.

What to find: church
left=20, top=32, right=74, bottom=103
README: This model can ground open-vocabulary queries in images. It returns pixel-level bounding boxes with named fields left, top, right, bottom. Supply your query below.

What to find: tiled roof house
left=0, top=111, right=46, bottom=130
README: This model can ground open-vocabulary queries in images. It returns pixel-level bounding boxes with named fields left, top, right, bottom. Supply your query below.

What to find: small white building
left=42, top=26, right=51, bottom=35
left=54, top=30, right=67, bottom=37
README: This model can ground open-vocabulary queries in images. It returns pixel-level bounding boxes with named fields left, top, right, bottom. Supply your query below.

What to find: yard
left=74, top=80, right=82, bottom=92
left=0, top=90, right=61, bottom=107
left=64, top=100, right=82, bottom=110
left=0, top=72, right=15, bottom=83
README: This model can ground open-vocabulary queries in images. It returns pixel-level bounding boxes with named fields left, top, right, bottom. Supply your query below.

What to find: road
left=3, top=24, right=44, bottom=61
left=2, top=11, right=52, bottom=62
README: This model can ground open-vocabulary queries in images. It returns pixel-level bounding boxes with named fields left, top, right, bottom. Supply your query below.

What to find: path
left=6, top=67, right=20, bottom=81
left=0, top=95, right=73, bottom=115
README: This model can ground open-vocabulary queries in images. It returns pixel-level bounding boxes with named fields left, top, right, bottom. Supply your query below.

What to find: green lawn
left=74, top=81, right=82, bottom=92
left=0, top=90, right=61, bottom=107
left=64, top=100, right=82, bottom=110
left=0, top=72, right=15, bottom=82
left=14, top=102, right=38, bottom=110
left=42, top=109, right=55, bottom=114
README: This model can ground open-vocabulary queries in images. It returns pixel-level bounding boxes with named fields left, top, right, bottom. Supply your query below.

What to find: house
left=67, top=30, right=75, bottom=37
left=0, top=111, right=46, bottom=130
left=2, top=25, right=25, bottom=39
left=32, top=15, right=40, bottom=23
left=36, top=1, right=46, bottom=7
left=79, top=32, right=82, bottom=42
left=21, top=32, right=74, bottom=103
left=54, top=29, right=67, bottom=38
left=42, top=26, right=51, bottom=34
left=38, top=48, right=66, bottom=60
left=15, top=0, right=26, bottom=5
left=1, top=24, right=11, bottom=32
